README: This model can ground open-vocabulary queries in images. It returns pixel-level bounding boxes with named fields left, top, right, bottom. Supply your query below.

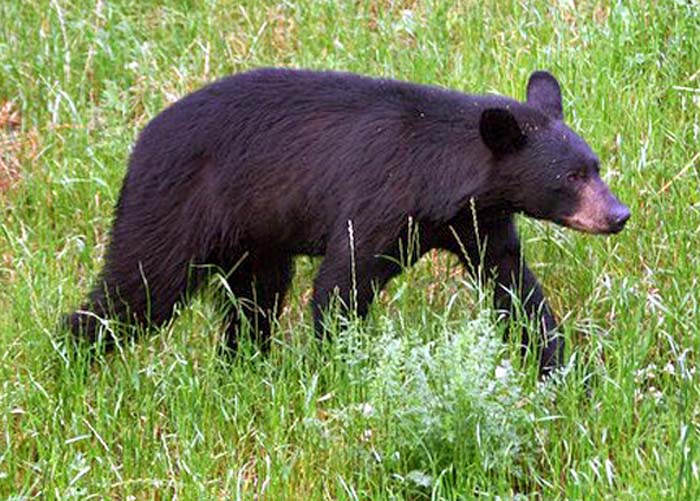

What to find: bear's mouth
left=559, top=215, right=626, bottom=235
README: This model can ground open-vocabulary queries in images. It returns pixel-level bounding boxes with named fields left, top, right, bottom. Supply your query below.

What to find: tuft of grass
left=1, top=0, right=699, bottom=497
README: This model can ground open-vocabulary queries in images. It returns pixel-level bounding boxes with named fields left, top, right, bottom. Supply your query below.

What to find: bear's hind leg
left=219, top=254, right=294, bottom=353
left=69, top=249, right=205, bottom=350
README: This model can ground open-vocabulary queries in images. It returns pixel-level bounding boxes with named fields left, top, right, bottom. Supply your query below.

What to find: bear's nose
left=608, top=205, right=631, bottom=233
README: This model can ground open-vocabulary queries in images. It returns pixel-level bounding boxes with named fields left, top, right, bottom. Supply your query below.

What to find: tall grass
left=1, top=0, right=699, bottom=497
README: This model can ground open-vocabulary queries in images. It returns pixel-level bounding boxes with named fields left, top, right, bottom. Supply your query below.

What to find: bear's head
left=479, top=71, right=630, bottom=235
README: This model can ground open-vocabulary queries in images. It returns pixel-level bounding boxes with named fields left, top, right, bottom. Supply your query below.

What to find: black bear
left=69, top=68, right=630, bottom=375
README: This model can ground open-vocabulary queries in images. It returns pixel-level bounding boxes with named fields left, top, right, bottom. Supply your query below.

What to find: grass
left=1, top=0, right=699, bottom=498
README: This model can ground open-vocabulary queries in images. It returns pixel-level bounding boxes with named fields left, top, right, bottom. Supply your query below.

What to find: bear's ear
left=526, top=71, right=563, bottom=120
left=479, top=108, right=526, bottom=157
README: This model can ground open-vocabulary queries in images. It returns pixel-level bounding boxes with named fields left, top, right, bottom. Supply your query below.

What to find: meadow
left=1, top=0, right=699, bottom=498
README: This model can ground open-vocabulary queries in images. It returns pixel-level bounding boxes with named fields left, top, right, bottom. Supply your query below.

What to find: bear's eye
left=567, top=168, right=587, bottom=183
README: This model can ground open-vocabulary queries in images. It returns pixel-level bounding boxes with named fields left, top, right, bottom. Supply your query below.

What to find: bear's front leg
left=484, top=220, right=564, bottom=376
left=494, top=254, right=563, bottom=375
left=444, top=215, right=563, bottom=376
left=311, top=242, right=402, bottom=338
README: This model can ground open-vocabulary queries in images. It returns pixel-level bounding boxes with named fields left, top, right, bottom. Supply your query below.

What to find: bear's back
left=121, top=69, right=547, bottom=251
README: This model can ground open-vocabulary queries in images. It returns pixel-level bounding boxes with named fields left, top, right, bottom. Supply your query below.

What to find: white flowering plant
left=333, top=311, right=550, bottom=489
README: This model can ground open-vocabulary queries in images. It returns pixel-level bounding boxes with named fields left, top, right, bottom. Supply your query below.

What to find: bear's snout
left=563, top=178, right=630, bottom=235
